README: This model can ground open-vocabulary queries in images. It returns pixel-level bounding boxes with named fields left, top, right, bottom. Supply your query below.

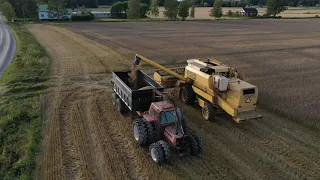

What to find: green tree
left=48, top=0, right=67, bottom=20
left=110, top=2, right=128, bottom=18
left=164, top=0, right=178, bottom=20
left=234, top=10, right=240, bottom=17
left=227, top=9, right=233, bottom=16
left=210, top=0, right=222, bottom=18
left=190, top=5, right=195, bottom=18
left=178, top=0, right=190, bottom=20
left=150, top=0, right=160, bottom=17
left=127, top=0, right=141, bottom=19
left=140, top=3, right=150, bottom=17
left=2, top=0, right=38, bottom=18
left=239, top=0, right=247, bottom=7
left=266, top=0, right=288, bottom=17
left=0, top=2, right=16, bottom=21
left=19, top=0, right=38, bottom=19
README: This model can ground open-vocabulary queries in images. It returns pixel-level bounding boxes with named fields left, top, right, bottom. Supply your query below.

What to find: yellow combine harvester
left=134, top=54, right=262, bottom=123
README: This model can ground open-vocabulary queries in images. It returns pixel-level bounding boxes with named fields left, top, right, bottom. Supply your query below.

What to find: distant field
left=153, top=7, right=267, bottom=19
left=88, top=6, right=320, bottom=18
left=153, top=7, right=320, bottom=19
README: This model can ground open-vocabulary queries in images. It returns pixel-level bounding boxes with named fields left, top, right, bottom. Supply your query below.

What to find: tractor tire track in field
left=27, top=24, right=131, bottom=180
left=28, top=23, right=320, bottom=180
left=177, top=102, right=320, bottom=180
left=28, top=24, right=182, bottom=180
left=41, top=93, right=65, bottom=180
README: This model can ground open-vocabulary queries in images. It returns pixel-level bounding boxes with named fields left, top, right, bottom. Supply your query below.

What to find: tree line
left=104, top=0, right=319, bottom=7
left=0, top=0, right=98, bottom=18
left=110, top=0, right=197, bottom=20
left=132, top=0, right=289, bottom=20
left=0, top=0, right=319, bottom=19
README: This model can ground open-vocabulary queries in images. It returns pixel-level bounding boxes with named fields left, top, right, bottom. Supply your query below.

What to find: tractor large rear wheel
left=133, top=119, right=148, bottom=146
left=194, top=134, right=204, bottom=154
left=144, top=121, right=155, bottom=144
left=202, top=103, right=216, bottom=121
left=180, top=85, right=196, bottom=105
left=149, top=141, right=164, bottom=165
left=188, top=135, right=199, bottom=156
left=159, top=140, right=171, bottom=164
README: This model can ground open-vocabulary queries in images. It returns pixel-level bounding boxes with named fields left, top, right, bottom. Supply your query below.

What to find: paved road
left=0, top=15, right=16, bottom=76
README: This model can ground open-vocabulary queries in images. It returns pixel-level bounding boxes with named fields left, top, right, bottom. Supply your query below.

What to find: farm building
left=240, top=8, right=258, bottom=17
left=38, top=4, right=72, bottom=20
left=91, top=11, right=112, bottom=18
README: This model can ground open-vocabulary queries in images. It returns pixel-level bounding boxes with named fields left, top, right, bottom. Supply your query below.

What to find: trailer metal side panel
left=112, top=70, right=163, bottom=112
left=112, top=72, right=133, bottom=110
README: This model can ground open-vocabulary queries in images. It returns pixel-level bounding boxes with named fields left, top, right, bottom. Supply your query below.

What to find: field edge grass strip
left=0, top=22, right=50, bottom=180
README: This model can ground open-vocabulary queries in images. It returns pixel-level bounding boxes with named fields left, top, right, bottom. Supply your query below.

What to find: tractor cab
left=144, top=101, right=177, bottom=126
left=143, top=101, right=186, bottom=147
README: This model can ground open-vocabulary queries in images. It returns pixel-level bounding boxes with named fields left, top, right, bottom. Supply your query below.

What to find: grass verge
left=0, top=23, right=50, bottom=180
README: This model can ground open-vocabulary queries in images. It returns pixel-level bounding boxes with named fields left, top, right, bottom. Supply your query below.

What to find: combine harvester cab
left=135, top=54, right=262, bottom=123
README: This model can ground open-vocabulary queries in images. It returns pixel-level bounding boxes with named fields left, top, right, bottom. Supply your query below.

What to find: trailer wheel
left=111, top=93, right=117, bottom=106
left=149, top=141, right=165, bottom=165
left=159, top=140, right=171, bottom=164
left=116, top=98, right=126, bottom=113
left=202, top=103, right=216, bottom=121
left=133, top=119, right=148, bottom=145
left=188, top=135, right=199, bottom=156
left=144, top=121, right=156, bottom=144
left=180, top=85, right=196, bottom=105
left=193, top=134, right=204, bottom=154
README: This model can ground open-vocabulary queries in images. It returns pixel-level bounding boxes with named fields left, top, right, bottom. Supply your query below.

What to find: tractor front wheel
left=149, top=142, right=165, bottom=165
left=180, top=85, right=196, bottom=105
left=202, top=103, right=216, bottom=121
left=133, top=119, right=148, bottom=146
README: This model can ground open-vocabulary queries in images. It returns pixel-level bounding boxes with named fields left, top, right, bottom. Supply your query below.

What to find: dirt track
left=28, top=21, right=320, bottom=180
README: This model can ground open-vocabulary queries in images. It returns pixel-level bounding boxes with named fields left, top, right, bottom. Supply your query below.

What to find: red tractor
left=132, top=101, right=204, bottom=165
left=112, top=70, right=203, bottom=164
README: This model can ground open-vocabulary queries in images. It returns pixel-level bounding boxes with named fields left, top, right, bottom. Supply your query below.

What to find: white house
left=240, top=8, right=258, bottom=17
left=38, top=4, right=72, bottom=20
